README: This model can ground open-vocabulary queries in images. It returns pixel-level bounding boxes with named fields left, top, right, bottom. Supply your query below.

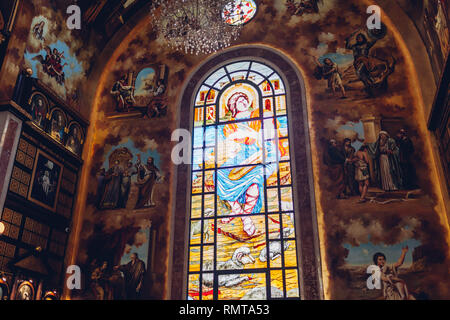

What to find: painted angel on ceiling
left=32, top=46, right=67, bottom=85
left=286, top=0, right=321, bottom=16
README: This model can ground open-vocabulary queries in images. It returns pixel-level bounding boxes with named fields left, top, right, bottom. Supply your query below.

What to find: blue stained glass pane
left=193, top=127, right=204, bottom=148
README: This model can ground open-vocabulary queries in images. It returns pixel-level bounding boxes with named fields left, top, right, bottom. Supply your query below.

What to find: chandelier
left=150, top=0, right=246, bottom=55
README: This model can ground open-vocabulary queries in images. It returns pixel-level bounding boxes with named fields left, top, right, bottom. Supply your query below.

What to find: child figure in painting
left=373, top=247, right=415, bottom=300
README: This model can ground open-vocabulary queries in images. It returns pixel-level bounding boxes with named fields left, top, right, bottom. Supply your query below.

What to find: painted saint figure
left=216, top=92, right=282, bottom=236
left=118, top=161, right=137, bottom=208
left=345, top=30, right=395, bottom=96
left=134, top=156, right=161, bottom=209
left=395, top=129, right=417, bottom=190
left=50, top=111, right=65, bottom=142
left=353, top=145, right=370, bottom=203
left=114, top=253, right=146, bottom=300
left=111, top=75, right=135, bottom=112
left=324, top=139, right=347, bottom=199
left=365, top=131, right=403, bottom=191
left=100, top=160, right=123, bottom=209
left=313, top=57, right=346, bottom=98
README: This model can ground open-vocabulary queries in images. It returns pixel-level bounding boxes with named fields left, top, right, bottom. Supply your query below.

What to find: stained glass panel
left=188, top=60, right=300, bottom=300
left=222, top=0, right=258, bottom=26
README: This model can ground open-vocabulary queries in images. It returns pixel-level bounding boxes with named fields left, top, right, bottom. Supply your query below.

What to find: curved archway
left=169, top=45, right=323, bottom=300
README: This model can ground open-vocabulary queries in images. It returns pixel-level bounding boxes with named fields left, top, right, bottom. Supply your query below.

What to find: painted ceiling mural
left=71, top=0, right=449, bottom=300
left=23, top=0, right=96, bottom=110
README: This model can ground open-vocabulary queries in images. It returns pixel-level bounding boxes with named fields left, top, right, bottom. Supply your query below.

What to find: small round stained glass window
left=222, top=0, right=258, bottom=26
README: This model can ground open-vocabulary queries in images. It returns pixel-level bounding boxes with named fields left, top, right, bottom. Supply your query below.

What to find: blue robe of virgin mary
left=215, top=121, right=277, bottom=214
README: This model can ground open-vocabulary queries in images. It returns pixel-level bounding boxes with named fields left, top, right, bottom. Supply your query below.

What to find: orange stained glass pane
left=216, top=215, right=266, bottom=270
left=285, top=269, right=300, bottom=298
left=192, top=171, right=203, bottom=194
left=187, top=274, right=200, bottom=300
left=189, top=246, right=201, bottom=272
left=191, top=195, right=202, bottom=219
left=270, top=270, right=284, bottom=298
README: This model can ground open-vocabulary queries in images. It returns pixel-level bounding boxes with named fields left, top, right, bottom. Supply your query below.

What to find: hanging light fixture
left=150, top=0, right=254, bottom=55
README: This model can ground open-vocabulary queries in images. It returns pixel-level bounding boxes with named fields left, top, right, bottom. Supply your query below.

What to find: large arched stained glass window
left=187, top=60, right=300, bottom=300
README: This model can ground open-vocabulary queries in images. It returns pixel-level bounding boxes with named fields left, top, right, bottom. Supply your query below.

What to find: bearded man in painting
left=365, top=131, right=403, bottom=191
left=114, top=253, right=146, bottom=300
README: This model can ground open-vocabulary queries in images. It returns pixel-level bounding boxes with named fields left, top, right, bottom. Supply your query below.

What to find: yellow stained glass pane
left=285, top=269, right=300, bottom=298
left=206, top=89, right=217, bottom=104
left=267, top=188, right=279, bottom=212
left=191, top=195, right=202, bottom=219
left=284, top=240, right=297, bottom=268
left=268, top=214, right=281, bottom=240
left=263, top=98, right=274, bottom=116
left=267, top=241, right=282, bottom=268
left=189, top=246, right=201, bottom=272
left=206, top=106, right=216, bottom=125
left=280, top=187, right=293, bottom=212
left=190, top=221, right=202, bottom=245
left=282, top=213, right=295, bottom=239
left=270, top=270, right=284, bottom=298
left=203, top=245, right=214, bottom=271
left=187, top=274, right=200, bottom=300
left=279, top=162, right=291, bottom=185
left=275, top=95, right=286, bottom=115
left=204, top=194, right=215, bottom=218
left=279, top=139, right=290, bottom=161
left=192, top=171, right=203, bottom=194
left=270, top=73, right=286, bottom=95
left=194, top=107, right=204, bottom=127
left=196, top=86, right=209, bottom=106
left=202, top=273, right=214, bottom=300
left=204, top=171, right=215, bottom=192
left=260, top=80, right=273, bottom=96
left=218, top=273, right=266, bottom=300
left=203, top=219, right=214, bottom=244
left=217, top=215, right=266, bottom=270
left=266, top=164, right=278, bottom=187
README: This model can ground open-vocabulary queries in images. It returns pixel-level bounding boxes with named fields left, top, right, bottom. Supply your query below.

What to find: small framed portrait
left=16, top=281, right=35, bottom=301
left=28, top=149, right=63, bottom=212
left=48, top=108, right=67, bottom=144
left=65, top=122, right=84, bottom=156
left=28, top=91, right=49, bottom=129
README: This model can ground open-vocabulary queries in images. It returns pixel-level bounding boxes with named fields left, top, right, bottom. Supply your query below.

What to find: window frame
left=170, top=46, right=323, bottom=300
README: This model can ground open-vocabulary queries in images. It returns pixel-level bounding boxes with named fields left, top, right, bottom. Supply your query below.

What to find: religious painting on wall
left=78, top=219, right=153, bottom=300
left=311, top=23, right=395, bottom=100
left=48, top=108, right=66, bottom=144
left=96, top=143, right=163, bottom=211
left=188, top=61, right=299, bottom=300
left=28, top=150, right=63, bottom=212
left=28, top=91, right=48, bottom=129
left=65, top=122, right=84, bottom=157
left=109, top=64, right=169, bottom=119
left=23, top=0, right=95, bottom=108
left=15, top=281, right=35, bottom=300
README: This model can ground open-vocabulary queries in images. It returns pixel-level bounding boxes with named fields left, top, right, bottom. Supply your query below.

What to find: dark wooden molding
left=170, top=46, right=323, bottom=300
